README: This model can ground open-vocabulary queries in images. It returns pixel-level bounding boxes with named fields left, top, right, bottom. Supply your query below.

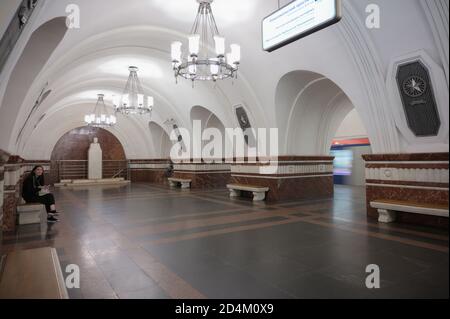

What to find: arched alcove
left=190, top=105, right=225, bottom=135
left=50, top=127, right=126, bottom=161
left=0, top=17, right=68, bottom=151
left=149, top=121, right=172, bottom=158
left=190, top=105, right=228, bottom=158
left=276, top=70, right=369, bottom=155
left=49, top=126, right=126, bottom=183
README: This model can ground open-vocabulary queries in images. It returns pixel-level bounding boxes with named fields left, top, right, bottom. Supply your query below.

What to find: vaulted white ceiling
left=0, top=0, right=448, bottom=159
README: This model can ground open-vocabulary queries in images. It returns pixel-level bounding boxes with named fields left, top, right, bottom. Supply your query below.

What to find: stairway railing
left=56, top=160, right=129, bottom=181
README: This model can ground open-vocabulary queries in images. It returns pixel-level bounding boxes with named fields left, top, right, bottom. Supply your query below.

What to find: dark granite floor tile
left=2, top=183, right=447, bottom=299
left=275, top=271, right=370, bottom=299
left=104, top=268, right=159, bottom=294
left=117, top=287, right=169, bottom=299
left=181, top=264, right=294, bottom=299
left=239, top=255, right=313, bottom=285
left=134, top=216, right=288, bottom=242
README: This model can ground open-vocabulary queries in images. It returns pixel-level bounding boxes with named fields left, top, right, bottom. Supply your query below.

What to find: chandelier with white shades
left=170, top=0, right=241, bottom=83
left=113, top=66, right=154, bottom=115
left=84, top=94, right=117, bottom=127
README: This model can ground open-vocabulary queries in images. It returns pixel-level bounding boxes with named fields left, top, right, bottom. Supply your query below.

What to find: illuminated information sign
left=262, top=0, right=342, bottom=52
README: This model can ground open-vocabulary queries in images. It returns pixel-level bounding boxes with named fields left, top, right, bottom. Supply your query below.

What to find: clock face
left=403, top=75, right=427, bottom=98
left=235, top=107, right=251, bottom=129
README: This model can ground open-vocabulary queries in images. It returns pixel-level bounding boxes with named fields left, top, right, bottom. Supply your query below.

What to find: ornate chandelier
left=113, top=66, right=154, bottom=115
left=170, top=0, right=241, bottom=83
left=84, top=94, right=117, bottom=127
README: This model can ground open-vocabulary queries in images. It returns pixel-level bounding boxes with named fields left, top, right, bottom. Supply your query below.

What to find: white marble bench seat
left=168, top=177, right=192, bottom=189
left=227, top=184, right=269, bottom=201
left=370, top=200, right=449, bottom=223
left=16, top=202, right=45, bottom=225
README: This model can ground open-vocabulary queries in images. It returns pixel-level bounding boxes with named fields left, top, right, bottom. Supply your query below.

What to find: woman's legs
left=36, top=194, right=56, bottom=213
left=25, top=194, right=59, bottom=222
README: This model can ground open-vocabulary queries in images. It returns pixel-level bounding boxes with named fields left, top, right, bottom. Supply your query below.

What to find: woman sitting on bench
left=22, top=165, right=60, bottom=223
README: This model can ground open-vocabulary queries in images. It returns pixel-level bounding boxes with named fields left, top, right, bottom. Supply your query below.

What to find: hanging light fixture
left=113, top=66, right=154, bottom=115
left=84, top=94, right=117, bottom=127
left=170, top=0, right=241, bottom=83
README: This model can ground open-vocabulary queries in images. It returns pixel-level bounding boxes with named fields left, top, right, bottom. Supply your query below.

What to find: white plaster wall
left=335, top=109, right=368, bottom=140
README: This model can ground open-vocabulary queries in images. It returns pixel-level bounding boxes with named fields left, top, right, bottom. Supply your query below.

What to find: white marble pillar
left=88, top=137, right=102, bottom=180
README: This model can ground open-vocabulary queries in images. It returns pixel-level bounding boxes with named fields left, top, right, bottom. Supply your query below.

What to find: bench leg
left=378, top=209, right=396, bottom=223
left=253, top=191, right=266, bottom=201
left=181, top=182, right=191, bottom=189
left=169, top=181, right=177, bottom=188
left=229, top=189, right=240, bottom=198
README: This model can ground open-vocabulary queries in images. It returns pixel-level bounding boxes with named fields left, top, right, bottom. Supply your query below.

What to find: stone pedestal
left=88, top=138, right=102, bottom=180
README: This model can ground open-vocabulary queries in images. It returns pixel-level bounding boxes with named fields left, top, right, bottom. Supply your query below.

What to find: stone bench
left=168, top=177, right=192, bottom=189
left=370, top=200, right=449, bottom=223
left=0, top=247, right=69, bottom=299
left=227, top=184, right=269, bottom=201
left=16, top=202, right=45, bottom=225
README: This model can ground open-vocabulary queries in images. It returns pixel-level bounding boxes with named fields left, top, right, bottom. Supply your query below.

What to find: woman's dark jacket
left=22, top=174, right=44, bottom=202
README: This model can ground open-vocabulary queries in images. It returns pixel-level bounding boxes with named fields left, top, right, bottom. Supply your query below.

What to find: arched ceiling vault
left=7, top=25, right=262, bottom=156
left=0, top=0, right=447, bottom=157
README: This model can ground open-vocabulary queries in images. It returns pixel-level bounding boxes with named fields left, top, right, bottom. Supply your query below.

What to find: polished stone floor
left=1, top=183, right=448, bottom=299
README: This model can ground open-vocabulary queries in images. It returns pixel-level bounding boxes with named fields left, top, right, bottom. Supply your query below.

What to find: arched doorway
left=331, top=109, right=372, bottom=186
left=276, top=70, right=366, bottom=155
left=275, top=70, right=373, bottom=187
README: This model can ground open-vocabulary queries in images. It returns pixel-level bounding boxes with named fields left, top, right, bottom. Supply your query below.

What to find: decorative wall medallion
left=383, top=169, right=393, bottom=178
left=402, top=76, right=426, bottom=98
left=235, top=106, right=251, bottom=131
left=172, top=124, right=186, bottom=152
left=396, top=61, right=441, bottom=137
left=235, top=106, right=253, bottom=145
